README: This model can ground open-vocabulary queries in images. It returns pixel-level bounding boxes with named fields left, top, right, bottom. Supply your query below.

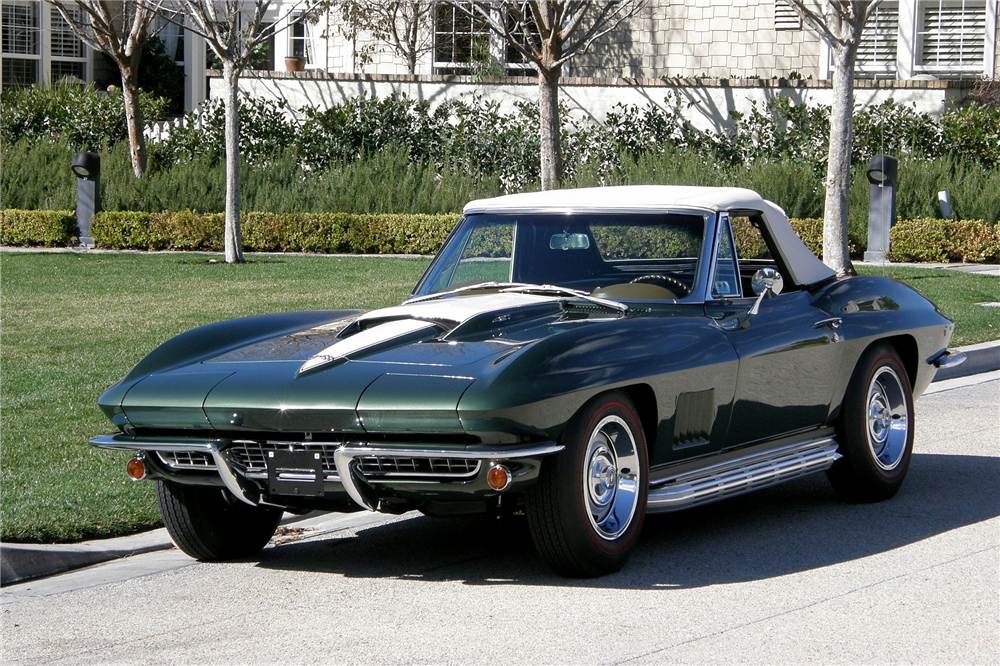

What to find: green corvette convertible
left=91, top=185, right=964, bottom=577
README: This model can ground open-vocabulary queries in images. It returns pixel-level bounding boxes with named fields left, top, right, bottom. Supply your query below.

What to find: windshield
left=413, top=212, right=708, bottom=301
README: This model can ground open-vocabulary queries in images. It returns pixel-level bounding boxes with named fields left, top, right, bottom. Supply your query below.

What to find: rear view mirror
left=549, top=233, right=590, bottom=251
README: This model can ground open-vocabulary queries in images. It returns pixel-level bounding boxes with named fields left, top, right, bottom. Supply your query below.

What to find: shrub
left=343, top=214, right=457, bottom=255
left=86, top=210, right=459, bottom=254
left=243, top=212, right=353, bottom=253
left=0, top=139, right=78, bottom=210
left=888, top=218, right=1000, bottom=263
left=157, top=95, right=298, bottom=167
left=0, top=81, right=169, bottom=150
left=0, top=209, right=77, bottom=246
left=90, top=211, right=156, bottom=249
left=136, top=37, right=185, bottom=116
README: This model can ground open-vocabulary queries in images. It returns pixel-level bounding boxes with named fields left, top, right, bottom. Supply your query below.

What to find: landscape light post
left=70, top=151, right=100, bottom=248
left=864, top=154, right=898, bottom=262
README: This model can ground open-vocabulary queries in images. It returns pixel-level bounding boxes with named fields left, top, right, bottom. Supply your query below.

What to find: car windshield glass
left=414, top=212, right=708, bottom=299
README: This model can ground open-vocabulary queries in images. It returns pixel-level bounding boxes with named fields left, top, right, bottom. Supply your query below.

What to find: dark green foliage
left=0, top=81, right=169, bottom=150
left=889, top=219, right=1000, bottom=263
left=0, top=139, right=79, bottom=210
left=88, top=209, right=459, bottom=254
left=0, top=209, right=77, bottom=246
left=592, top=224, right=702, bottom=260
left=939, top=103, right=1000, bottom=169
left=3, top=87, right=998, bottom=246
left=136, top=37, right=185, bottom=116
left=297, top=92, right=450, bottom=169
left=156, top=95, right=299, bottom=167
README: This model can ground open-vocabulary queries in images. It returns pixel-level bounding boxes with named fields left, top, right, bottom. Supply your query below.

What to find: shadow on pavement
left=254, top=452, right=1000, bottom=588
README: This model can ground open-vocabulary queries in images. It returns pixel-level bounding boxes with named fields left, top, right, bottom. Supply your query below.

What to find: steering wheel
left=630, top=274, right=690, bottom=297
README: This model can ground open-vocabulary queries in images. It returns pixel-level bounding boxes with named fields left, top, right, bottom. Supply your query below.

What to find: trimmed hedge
left=888, top=218, right=1000, bottom=263
left=89, top=210, right=459, bottom=255
left=3, top=209, right=997, bottom=264
left=0, top=209, right=77, bottom=247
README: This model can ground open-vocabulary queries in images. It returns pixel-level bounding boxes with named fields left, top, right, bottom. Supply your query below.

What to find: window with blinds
left=857, top=1, right=899, bottom=78
left=49, top=6, right=85, bottom=81
left=1, top=1, right=38, bottom=55
left=1, top=1, right=39, bottom=88
left=917, top=0, right=987, bottom=76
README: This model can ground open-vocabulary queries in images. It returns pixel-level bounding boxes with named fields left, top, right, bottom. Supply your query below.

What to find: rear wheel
left=156, top=480, right=282, bottom=561
left=828, top=344, right=914, bottom=502
left=526, top=392, right=648, bottom=577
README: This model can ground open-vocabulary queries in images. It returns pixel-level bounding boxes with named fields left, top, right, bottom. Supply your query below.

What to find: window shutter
left=50, top=7, right=83, bottom=59
left=857, top=1, right=899, bottom=76
left=919, top=0, right=986, bottom=71
left=774, top=0, right=802, bottom=31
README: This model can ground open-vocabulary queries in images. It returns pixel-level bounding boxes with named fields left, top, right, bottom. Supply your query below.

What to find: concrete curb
left=3, top=342, right=997, bottom=588
left=935, top=340, right=1000, bottom=381
left=1, top=529, right=174, bottom=587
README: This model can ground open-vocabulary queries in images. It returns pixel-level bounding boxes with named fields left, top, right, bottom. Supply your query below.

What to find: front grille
left=228, top=441, right=337, bottom=476
left=356, top=456, right=480, bottom=478
left=224, top=441, right=481, bottom=481
left=156, top=450, right=215, bottom=470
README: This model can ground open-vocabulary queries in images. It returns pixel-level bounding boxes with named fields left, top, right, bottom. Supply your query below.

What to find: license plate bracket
left=266, top=449, right=325, bottom=497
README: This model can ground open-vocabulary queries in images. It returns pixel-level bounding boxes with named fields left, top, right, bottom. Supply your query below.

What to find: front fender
left=458, top=315, right=739, bottom=462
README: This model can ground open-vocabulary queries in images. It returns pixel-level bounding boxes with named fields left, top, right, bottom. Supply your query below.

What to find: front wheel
left=156, top=480, right=283, bottom=561
left=526, top=392, right=648, bottom=577
left=827, top=344, right=915, bottom=502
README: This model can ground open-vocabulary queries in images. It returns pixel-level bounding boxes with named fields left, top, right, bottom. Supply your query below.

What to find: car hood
left=116, top=293, right=616, bottom=434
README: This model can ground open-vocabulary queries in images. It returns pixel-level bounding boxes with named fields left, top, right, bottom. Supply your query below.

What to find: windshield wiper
left=406, top=281, right=629, bottom=313
left=404, top=281, right=529, bottom=305
left=499, top=284, right=629, bottom=313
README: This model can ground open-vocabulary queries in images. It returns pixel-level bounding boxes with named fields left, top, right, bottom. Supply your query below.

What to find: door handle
left=811, top=317, right=842, bottom=330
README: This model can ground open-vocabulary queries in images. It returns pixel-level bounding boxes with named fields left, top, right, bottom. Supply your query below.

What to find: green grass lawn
left=1, top=252, right=996, bottom=543
left=0, top=252, right=428, bottom=543
left=856, top=266, right=999, bottom=346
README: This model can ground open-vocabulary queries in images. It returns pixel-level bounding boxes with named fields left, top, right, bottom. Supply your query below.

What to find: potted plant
left=285, top=56, right=306, bottom=72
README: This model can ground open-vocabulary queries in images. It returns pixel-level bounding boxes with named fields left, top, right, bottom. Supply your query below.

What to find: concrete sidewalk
left=2, top=339, right=998, bottom=588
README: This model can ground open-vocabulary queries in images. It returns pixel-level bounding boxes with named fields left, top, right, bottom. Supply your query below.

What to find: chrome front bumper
left=89, top=434, right=563, bottom=511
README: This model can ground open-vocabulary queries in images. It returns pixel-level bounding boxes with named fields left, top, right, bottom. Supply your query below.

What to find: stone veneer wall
left=317, top=0, right=821, bottom=79
left=315, top=0, right=995, bottom=82
left=572, top=0, right=820, bottom=80
left=211, top=71, right=975, bottom=136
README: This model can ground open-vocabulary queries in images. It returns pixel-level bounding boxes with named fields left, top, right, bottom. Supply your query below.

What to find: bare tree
left=50, top=1, right=172, bottom=178
left=461, top=0, right=645, bottom=190
left=171, top=0, right=323, bottom=263
left=787, top=0, right=882, bottom=276
left=332, top=1, right=435, bottom=74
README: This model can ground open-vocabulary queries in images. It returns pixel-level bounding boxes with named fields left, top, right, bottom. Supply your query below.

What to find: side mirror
left=749, top=267, right=784, bottom=316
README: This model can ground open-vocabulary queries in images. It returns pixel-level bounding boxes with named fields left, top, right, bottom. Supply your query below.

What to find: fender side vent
left=672, top=389, right=714, bottom=448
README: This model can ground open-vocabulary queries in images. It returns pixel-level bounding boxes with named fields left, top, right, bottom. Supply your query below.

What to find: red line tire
left=526, top=391, right=648, bottom=577
left=828, top=344, right=915, bottom=503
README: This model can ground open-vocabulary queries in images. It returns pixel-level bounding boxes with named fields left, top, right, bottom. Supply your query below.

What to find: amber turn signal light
left=487, top=464, right=512, bottom=491
left=126, top=456, right=147, bottom=481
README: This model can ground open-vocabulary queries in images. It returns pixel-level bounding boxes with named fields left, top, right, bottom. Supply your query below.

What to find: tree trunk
left=823, top=46, right=856, bottom=276
left=538, top=67, right=562, bottom=190
left=222, top=61, right=245, bottom=264
left=120, top=66, right=147, bottom=178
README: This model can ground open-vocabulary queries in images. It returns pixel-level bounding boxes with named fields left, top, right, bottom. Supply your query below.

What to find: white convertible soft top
left=464, top=185, right=836, bottom=287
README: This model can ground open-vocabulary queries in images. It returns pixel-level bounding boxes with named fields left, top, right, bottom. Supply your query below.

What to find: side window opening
left=730, top=212, right=799, bottom=296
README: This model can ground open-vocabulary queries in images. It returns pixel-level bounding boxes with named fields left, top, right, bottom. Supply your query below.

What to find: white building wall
left=213, top=72, right=971, bottom=136
left=573, top=0, right=822, bottom=80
